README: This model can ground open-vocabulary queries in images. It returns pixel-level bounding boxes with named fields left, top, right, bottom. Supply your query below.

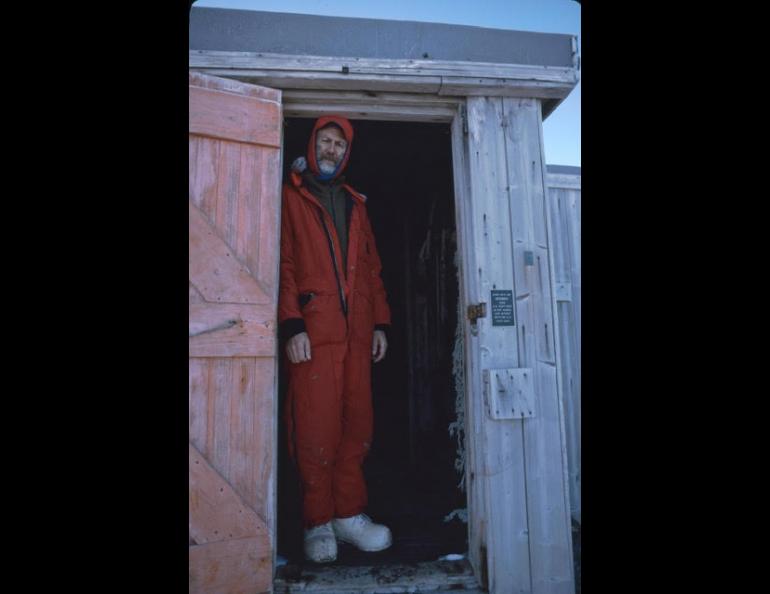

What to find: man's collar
left=301, top=168, right=346, bottom=189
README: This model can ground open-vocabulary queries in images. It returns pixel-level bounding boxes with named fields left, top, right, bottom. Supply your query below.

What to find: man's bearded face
left=315, top=126, right=348, bottom=174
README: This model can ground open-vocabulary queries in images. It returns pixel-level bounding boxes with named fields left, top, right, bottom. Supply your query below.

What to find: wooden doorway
left=276, top=117, right=468, bottom=570
left=189, top=74, right=575, bottom=593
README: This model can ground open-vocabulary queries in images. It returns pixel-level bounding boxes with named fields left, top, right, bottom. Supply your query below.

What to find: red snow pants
left=285, top=335, right=373, bottom=529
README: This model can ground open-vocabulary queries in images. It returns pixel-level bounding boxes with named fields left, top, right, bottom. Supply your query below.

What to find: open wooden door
left=188, top=72, right=282, bottom=594
left=455, top=97, right=575, bottom=594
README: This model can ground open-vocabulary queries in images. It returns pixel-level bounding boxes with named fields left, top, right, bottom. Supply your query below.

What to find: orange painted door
left=188, top=72, right=282, bottom=594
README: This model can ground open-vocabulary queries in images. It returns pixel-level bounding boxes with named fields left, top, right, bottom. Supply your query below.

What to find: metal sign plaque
left=491, top=290, right=515, bottom=326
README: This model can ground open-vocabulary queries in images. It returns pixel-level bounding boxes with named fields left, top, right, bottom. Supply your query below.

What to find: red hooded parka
left=279, top=115, right=391, bottom=528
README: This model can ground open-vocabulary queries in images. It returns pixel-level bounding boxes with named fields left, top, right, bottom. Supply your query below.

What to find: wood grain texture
left=283, top=90, right=458, bottom=122
left=190, top=70, right=281, bottom=102
left=189, top=73, right=281, bottom=594
left=189, top=200, right=271, bottom=305
left=189, top=138, right=281, bottom=299
left=189, top=303, right=276, bottom=357
left=502, top=97, right=574, bottom=593
left=465, top=96, right=531, bottom=594
left=188, top=357, right=276, bottom=534
left=189, top=443, right=269, bottom=545
left=546, top=181, right=581, bottom=524
left=189, top=536, right=272, bottom=594
left=189, top=50, right=577, bottom=82
left=189, top=85, right=281, bottom=147
left=191, top=69, right=444, bottom=94
left=188, top=51, right=578, bottom=101
left=458, top=96, right=574, bottom=593
left=450, top=108, right=489, bottom=589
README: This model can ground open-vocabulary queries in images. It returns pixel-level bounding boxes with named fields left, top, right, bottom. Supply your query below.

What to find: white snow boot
left=332, top=513, right=392, bottom=552
left=304, top=521, right=337, bottom=563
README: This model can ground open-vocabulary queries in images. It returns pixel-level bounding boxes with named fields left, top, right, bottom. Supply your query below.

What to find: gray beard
left=318, top=160, right=337, bottom=174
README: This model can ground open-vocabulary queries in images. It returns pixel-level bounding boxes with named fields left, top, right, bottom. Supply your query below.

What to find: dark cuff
left=374, top=323, right=390, bottom=333
left=280, top=318, right=306, bottom=341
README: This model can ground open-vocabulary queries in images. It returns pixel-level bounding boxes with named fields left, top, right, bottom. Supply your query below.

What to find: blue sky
left=191, top=0, right=581, bottom=167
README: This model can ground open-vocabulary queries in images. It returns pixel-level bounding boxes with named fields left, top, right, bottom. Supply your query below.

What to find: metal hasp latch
left=467, top=302, right=486, bottom=323
left=483, top=368, right=535, bottom=420
left=467, top=302, right=486, bottom=336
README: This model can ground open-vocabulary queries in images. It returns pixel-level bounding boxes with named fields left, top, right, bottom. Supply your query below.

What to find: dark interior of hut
left=277, top=118, right=467, bottom=566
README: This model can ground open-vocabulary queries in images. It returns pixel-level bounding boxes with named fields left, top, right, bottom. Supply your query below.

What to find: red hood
left=307, top=115, right=354, bottom=180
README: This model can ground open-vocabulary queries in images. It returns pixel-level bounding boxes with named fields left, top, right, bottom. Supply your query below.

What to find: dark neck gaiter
left=302, top=170, right=349, bottom=271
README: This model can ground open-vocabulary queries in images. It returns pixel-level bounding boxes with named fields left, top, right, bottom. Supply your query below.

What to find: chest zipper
left=317, top=207, right=348, bottom=324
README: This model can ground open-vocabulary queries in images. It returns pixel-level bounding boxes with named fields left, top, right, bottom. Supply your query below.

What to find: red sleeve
left=278, top=186, right=305, bottom=335
left=362, top=209, right=391, bottom=326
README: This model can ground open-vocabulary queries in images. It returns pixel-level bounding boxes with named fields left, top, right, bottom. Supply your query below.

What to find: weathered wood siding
left=189, top=72, right=282, bottom=594
left=458, top=96, right=575, bottom=594
left=545, top=171, right=581, bottom=524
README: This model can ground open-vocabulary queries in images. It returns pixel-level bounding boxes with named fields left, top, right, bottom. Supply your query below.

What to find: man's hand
left=372, top=330, right=388, bottom=363
left=286, top=332, right=311, bottom=364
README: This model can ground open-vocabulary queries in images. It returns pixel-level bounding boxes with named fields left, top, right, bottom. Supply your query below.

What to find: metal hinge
left=460, top=105, right=468, bottom=135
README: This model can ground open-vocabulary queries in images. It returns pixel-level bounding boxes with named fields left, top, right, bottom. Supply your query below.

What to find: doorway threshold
left=274, top=558, right=483, bottom=593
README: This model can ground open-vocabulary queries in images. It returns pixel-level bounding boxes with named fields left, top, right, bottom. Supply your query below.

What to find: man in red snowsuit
left=279, top=115, right=392, bottom=563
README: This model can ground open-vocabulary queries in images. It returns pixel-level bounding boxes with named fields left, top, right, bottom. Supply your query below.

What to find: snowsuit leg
left=285, top=331, right=374, bottom=528
left=286, top=341, right=347, bottom=529
left=332, top=340, right=373, bottom=519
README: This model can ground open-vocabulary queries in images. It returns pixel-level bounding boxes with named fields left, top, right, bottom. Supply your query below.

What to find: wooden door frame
left=279, top=87, right=486, bottom=573
left=190, top=55, right=577, bottom=590
left=282, top=88, right=487, bottom=582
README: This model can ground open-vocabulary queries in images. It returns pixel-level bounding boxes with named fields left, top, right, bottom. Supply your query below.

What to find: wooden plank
left=283, top=102, right=455, bottom=122
left=214, top=140, right=241, bottom=249
left=256, top=145, right=282, bottom=291
left=189, top=200, right=271, bottom=305
left=227, top=358, right=274, bottom=522
left=235, top=142, right=261, bottom=283
left=282, top=90, right=461, bottom=121
left=189, top=536, right=271, bottom=594
left=189, top=49, right=578, bottom=100
left=189, top=50, right=577, bottom=84
left=189, top=138, right=281, bottom=300
left=503, top=98, right=547, bottom=248
left=190, top=69, right=444, bottom=94
left=466, top=96, right=531, bottom=594
left=546, top=184, right=581, bottom=524
left=545, top=189, right=569, bottom=286
left=546, top=173, right=581, bottom=190
left=189, top=303, right=276, bottom=358
left=191, top=67, right=575, bottom=99
left=439, top=79, right=574, bottom=99
left=283, top=89, right=461, bottom=107
left=190, top=70, right=281, bottom=102
left=189, top=85, right=281, bottom=147
left=189, top=358, right=276, bottom=520
left=189, top=359, right=209, bottom=454
left=210, top=358, right=234, bottom=483
left=556, top=299, right=580, bottom=524
left=502, top=98, right=574, bottom=593
left=189, top=442, right=269, bottom=545
left=527, top=363, right=573, bottom=594
left=549, top=177, right=581, bottom=529
left=450, top=106, right=490, bottom=589
left=189, top=135, right=220, bottom=216
left=188, top=72, right=281, bottom=593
